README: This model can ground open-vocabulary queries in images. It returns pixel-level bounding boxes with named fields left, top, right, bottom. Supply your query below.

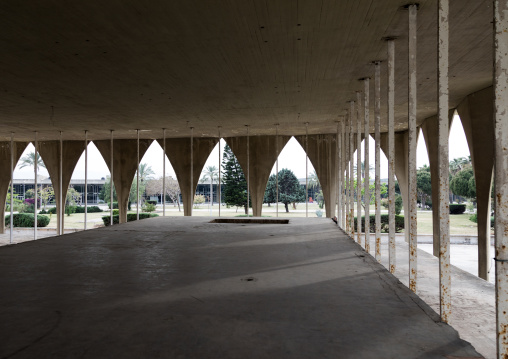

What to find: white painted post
left=110, top=130, right=114, bottom=226
left=190, top=127, right=194, bottom=216
left=408, top=4, right=418, bottom=293
left=136, top=129, right=140, bottom=221
left=59, top=132, right=63, bottom=235
left=163, top=128, right=166, bottom=217
left=387, top=39, right=396, bottom=274
left=494, top=0, right=508, bottom=356
left=246, top=125, right=250, bottom=217
left=364, top=79, right=370, bottom=253
left=374, top=62, right=382, bottom=262
left=356, top=91, right=362, bottom=245
left=218, top=127, right=221, bottom=217
left=341, top=119, right=346, bottom=229
left=84, top=130, right=88, bottom=230
left=349, top=102, right=355, bottom=236
left=305, top=123, right=309, bottom=218
left=276, top=124, right=279, bottom=218
left=438, top=0, right=451, bottom=323
left=336, top=120, right=341, bottom=227
left=10, top=133, right=14, bottom=244
left=345, top=110, right=350, bottom=233
left=34, top=131, right=38, bottom=240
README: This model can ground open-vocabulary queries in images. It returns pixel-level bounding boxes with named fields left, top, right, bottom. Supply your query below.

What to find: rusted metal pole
left=356, top=91, right=363, bottom=246
left=246, top=125, right=250, bottom=217
left=345, top=110, right=350, bottom=233
left=10, top=133, right=14, bottom=243
left=494, top=0, right=508, bottom=356
left=408, top=4, right=418, bottom=293
left=336, top=120, right=341, bottom=226
left=163, top=128, right=166, bottom=216
left=59, top=131, right=63, bottom=235
left=136, top=129, right=140, bottom=221
left=305, top=123, right=309, bottom=218
left=276, top=124, right=279, bottom=217
left=349, top=102, right=355, bottom=236
left=364, top=79, right=370, bottom=253
left=34, top=131, right=38, bottom=240
left=110, top=130, right=114, bottom=225
left=387, top=39, right=396, bottom=274
left=190, top=127, right=194, bottom=216
left=84, top=130, right=88, bottom=230
left=218, top=127, right=221, bottom=217
left=438, top=0, right=451, bottom=323
left=341, top=119, right=346, bottom=229
left=374, top=62, right=382, bottom=262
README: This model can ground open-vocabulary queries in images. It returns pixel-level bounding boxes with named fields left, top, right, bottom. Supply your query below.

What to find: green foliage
left=450, top=166, right=476, bottom=200
left=193, top=194, right=205, bottom=208
left=142, top=202, right=156, bottom=212
left=48, top=207, right=57, bottom=214
left=99, top=175, right=117, bottom=203
left=354, top=214, right=405, bottom=233
left=66, top=187, right=81, bottom=216
left=73, top=206, right=103, bottom=213
left=101, top=213, right=159, bottom=226
left=449, top=204, right=466, bottom=214
left=5, top=213, right=50, bottom=228
left=222, top=144, right=250, bottom=213
left=66, top=205, right=76, bottom=216
left=316, top=190, right=325, bottom=209
left=468, top=213, right=494, bottom=227
left=109, top=201, right=119, bottom=209
left=416, top=165, right=432, bottom=209
left=113, top=209, right=119, bottom=216
left=395, top=194, right=403, bottom=215
left=381, top=198, right=389, bottom=209
left=264, top=169, right=306, bottom=212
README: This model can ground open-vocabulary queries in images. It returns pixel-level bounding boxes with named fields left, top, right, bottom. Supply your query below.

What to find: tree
left=39, top=186, right=55, bottom=210
left=65, top=187, right=81, bottom=216
left=145, top=176, right=181, bottom=211
left=450, top=166, right=476, bottom=201
left=99, top=175, right=117, bottom=203
left=416, top=165, right=432, bottom=209
left=264, top=169, right=305, bottom=212
left=308, top=170, right=320, bottom=192
left=130, top=163, right=154, bottom=206
left=221, top=144, right=249, bottom=214
left=18, top=151, right=46, bottom=172
left=200, top=165, right=219, bottom=206
left=353, top=161, right=374, bottom=178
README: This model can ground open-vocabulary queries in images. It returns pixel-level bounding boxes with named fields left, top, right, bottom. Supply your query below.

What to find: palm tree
left=18, top=151, right=46, bottom=205
left=138, top=163, right=155, bottom=182
left=353, top=161, right=373, bottom=178
left=200, top=165, right=219, bottom=208
left=308, top=170, right=320, bottom=191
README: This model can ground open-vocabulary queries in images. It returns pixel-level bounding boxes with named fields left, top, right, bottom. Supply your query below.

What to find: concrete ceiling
left=0, top=0, right=493, bottom=141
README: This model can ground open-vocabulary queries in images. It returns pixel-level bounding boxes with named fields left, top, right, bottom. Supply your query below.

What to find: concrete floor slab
left=0, top=217, right=482, bottom=358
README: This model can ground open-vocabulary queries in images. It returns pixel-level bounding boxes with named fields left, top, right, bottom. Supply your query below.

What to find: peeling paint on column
left=387, top=40, right=396, bottom=274
left=408, top=4, right=418, bottom=293
left=356, top=91, right=362, bottom=246
left=494, top=0, right=508, bottom=356
left=438, top=0, right=451, bottom=324
left=374, top=62, right=382, bottom=262
left=364, top=79, right=370, bottom=253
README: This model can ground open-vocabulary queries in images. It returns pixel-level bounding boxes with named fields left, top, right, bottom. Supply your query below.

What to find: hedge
left=5, top=213, right=50, bottom=228
left=449, top=204, right=466, bottom=215
left=353, top=214, right=405, bottom=233
left=469, top=213, right=495, bottom=227
left=102, top=213, right=159, bottom=226
left=73, top=206, right=103, bottom=213
left=108, top=202, right=132, bottom=210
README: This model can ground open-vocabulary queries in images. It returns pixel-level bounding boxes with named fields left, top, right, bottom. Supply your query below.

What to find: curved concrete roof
left=0, top=0, right=492, bottom=140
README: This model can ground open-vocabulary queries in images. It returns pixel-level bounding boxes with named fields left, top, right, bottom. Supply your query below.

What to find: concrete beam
left=226, top=135, right=290, bottom=217
left=295, top=134, right=338, bottom=218
left=158, top=137, right=218, bottom=217
left=95, top=139, right=152, bottom=223
left=0, top=141, right=28, bottom=234
left=456, top=86, right=495, bottom=280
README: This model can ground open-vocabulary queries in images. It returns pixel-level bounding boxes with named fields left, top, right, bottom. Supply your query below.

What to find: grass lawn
left=415, top=211, right=478, bottom=235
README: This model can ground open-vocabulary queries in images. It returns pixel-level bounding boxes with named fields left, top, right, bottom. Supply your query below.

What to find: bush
left=73, top=206, right=103, bottom=213
left=39, top=209, right=48, bottom=214
left=48, top=207, right=57, bottom=214
left=101, top=213, right=159, bottom=226
left=380, top=198, right=389, bottom=210
left=469, top=213, right=495, bottom=227
left=5, top=213, right=50, bottom=228
left=395, top=195, right=403, bottom=215
left=146, top=200, right=157, bottom=205
left=142, top=203, right=156, bottom=213
left=354, top=214, right=405, bottom=233
left=113, top=209, right=119, bottom=216
left=66, top=205, right=76, bottom=216
left=450, top=204, right=466, bottom=215
left=108, top=201, right=131, bottom=210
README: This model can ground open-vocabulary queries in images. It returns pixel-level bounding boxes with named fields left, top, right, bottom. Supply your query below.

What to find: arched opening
left=197, top=139, right=224, bottom=216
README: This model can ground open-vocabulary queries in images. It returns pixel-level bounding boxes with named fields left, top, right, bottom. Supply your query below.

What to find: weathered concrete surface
left=456, top=87, right=495, bottom=280
left=295, top=134, right=338, bottom=218
left=38, top=141, right=87, bottom=233
left=158, top=137, right=218, bottom=216
left=226, top=135, right=290, bottom=217
left=421, top=111, right=454, bottom=257
left=0, top=217, right=482, bottom=358
left=0, top=141, right=27, bottom=234
left=95, top=139, right=152, bottom=223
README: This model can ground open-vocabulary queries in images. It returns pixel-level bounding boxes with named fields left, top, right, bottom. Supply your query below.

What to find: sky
left=13, top=113, right=470, bottom=181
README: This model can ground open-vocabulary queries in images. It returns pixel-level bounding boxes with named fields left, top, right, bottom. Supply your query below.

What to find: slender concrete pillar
left=407, top=3, right=418, bottom=293
left=345, top=110, right=351, bottom=233
left=374, top=62, right=382, bottom=262
left=336, top=120, right=342, bottom=227
left=349, top=102, right=355, bottom=235
left=494, top=1, right=508, bottom=355
left=0, top=141, right=28, bottom=234
left=227, top=135, right=290, bottom=217
left=341, top=119, right=347, bottom=230
left=387, top=39, right=396, bottom=274
left=456, top=87, right=495, bottom=280
left=295, top=134, right=338, bottom=218
left=437, top=0, right=451, bottom=323
left=356, top=91, right=363, bottom=245
left=363, top=79, right=370, bottom=252
left=38, top=140, right=86, bottom=233
left=156, top=137, right=218, bottom=217
left=95, top=139, right=152, bottom=223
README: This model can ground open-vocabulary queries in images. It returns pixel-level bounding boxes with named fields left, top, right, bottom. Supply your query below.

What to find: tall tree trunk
left=244, top=204, right=248, bottom=215
left=285, top=202, right=289, bottom=212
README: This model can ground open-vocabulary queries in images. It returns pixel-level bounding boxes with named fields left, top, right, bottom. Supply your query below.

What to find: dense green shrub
left=108, top=201, right=131, bottom=210
left=449, top=204, right=466, bottom=215
left=354, top=214, right=405, bottom=233
left=5, top=213, right=50, bottom=228
left=469, top=213, right=494, bottom=227
left=113, top=209, right=119, bottom=216
left=39, top=209, right=48, bottom=214
left=66, top=205, right=76, bottom=216
left=48, top=207, right=57, bottom=214
left=146, top=200, right=157, bottom=205
left=395, top=195, right=403, bottom=215
left=73, top=206, right=103, bottom=213
left=142, top=203, right=156, bottom=212
left=101, top=213, right=158, bottom=226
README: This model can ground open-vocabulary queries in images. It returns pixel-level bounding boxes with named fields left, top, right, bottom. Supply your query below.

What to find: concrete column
left=407, top=3, right=418, bottom=293
left=349, top=102, right=355, bottom=235
left=226, top=135, right=290, bottom=217
left=38, top=140, right=86, bottom=233
left=345, top=110, right=351, bottom=233
left=374, top=62, right=382, bottom=262
left=336, top=121, right=341, bottom=227
left=0, top=141, right=28, bottom=234
left=356, top=91, right=363, bottom=245
left=494, top=1, right=508, bottom=355
left=156, top=137, right=218, bottom=217
left=295, top=134, right=338, bottom=218
left=456, top=87, right=495, bottom=280
left=341, top=119, right=347, bottom=230
left=363, top=79, right=370, bottom=253
left=421, top=112, right=454, bottom=257
left=95, top=139, right=152, bottom=223
left=387, top=39, right=396, bottom=273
